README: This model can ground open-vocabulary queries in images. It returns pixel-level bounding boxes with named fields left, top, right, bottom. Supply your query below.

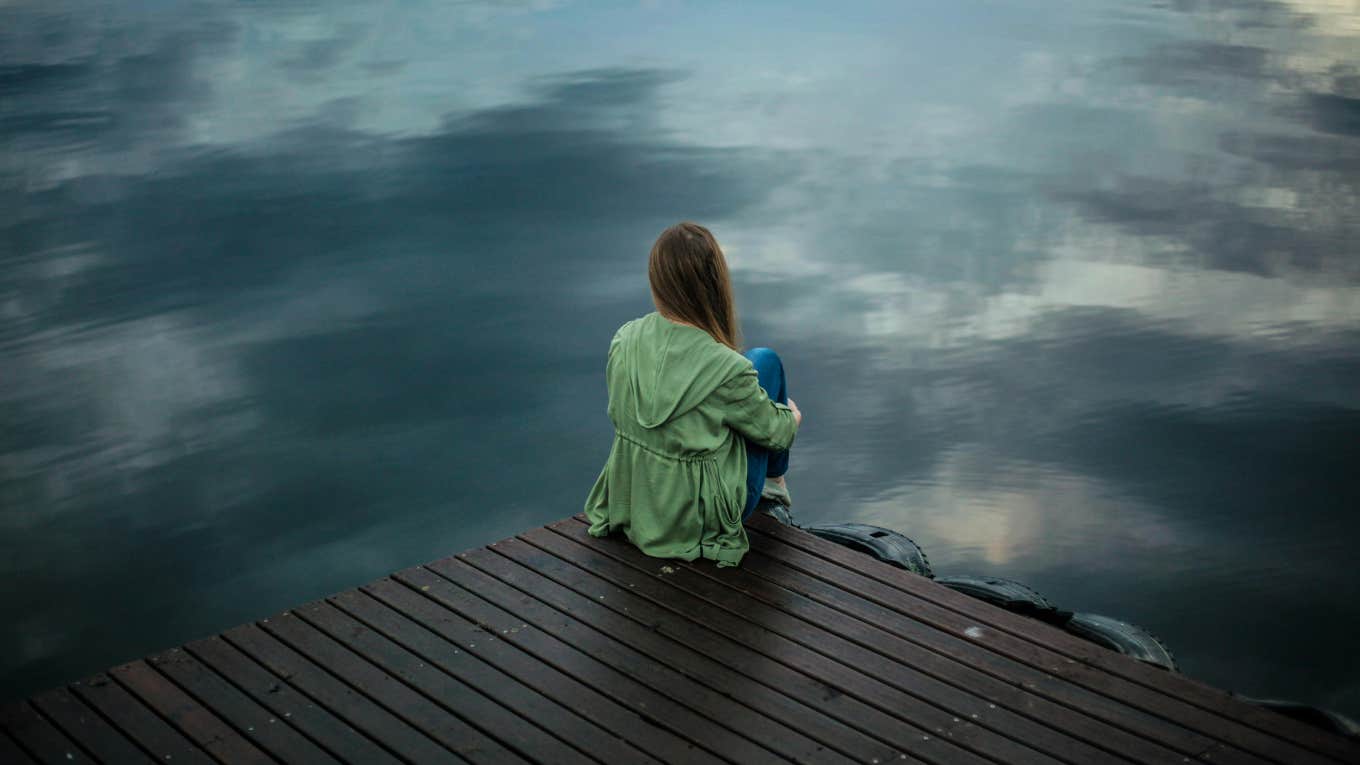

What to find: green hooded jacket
left=583, top=312, right=799, bottom=567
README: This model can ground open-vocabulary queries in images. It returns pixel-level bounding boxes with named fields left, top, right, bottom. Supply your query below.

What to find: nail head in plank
left=361, top=577, right=711, bottom=765
left=473, top=539, right=911, bottom=765
left=30, top=687, right=152, bottom=764
left=184, top=635, right=400, bottom=765
left=397, top=562, right=784, bottom=764
left=422, top=556, right=845, bottom=764
left=327, top=587, right=657, bottom=765
left=747, top=514, right=1360, bottom=763
left=223, top=622, right=455, bottom=763
left=0, top=701, right=93, bottom=764
left=110, top=659, right=272, bottom=765
left=533, top=523, right=1034, bottom=765
left=744, top=518, right=1336, bottom=765
left=291, top=599, right=591, bottom=765
left=70, top=673, right=215, bottom=765
left=147, top=647, right=339, bottom=765
left=728, top=546, right=1199, bottom=765
left=258, top=608, right=526, bottom=764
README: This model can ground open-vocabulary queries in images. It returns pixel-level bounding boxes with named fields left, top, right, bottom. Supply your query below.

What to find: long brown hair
left=648, top=222, right=741, bottom=351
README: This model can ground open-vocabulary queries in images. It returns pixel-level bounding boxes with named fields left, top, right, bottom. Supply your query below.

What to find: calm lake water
left=3, top=0, right=1358, bottom=716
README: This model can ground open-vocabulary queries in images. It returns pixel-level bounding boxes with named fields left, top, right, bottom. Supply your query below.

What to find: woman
left=583, top=222, right=802, bottom=568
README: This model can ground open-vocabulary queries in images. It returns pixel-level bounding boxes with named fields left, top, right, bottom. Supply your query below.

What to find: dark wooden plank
left=361, top=577, right=712, bottom=765
left=15, top=511, right=1354, bottom=765
left=624, top=519, right=1231, bottom=763
left=29, top=687, right=153, bottom=764
left=734, top=547, right=1272, bottom=762
left=0, top=729, right=37, bottom=764
left=70, top=673, right=215, bottom=765
left=148, top=647, right=339, bottom=765
left=748, top=513, right=1360, bottom=764
left=329, top=587, right=658, bottom=765
left=401, top=559, right=802, bottom=765
left=0, top=700, right=93, bottom=764
left=185, top=635, right=401, bottom=765
left=464, top=539, right=914, bottom=765
left=111, top=659, right=273, bottom=765
left=418, top=544, right=854, bottom=762
left=731, top=544, right=1249, bottom=764
left=259, top=608, right=526, bottom=765
left=552, top=517, right=1191, bottom=762
left=393, top=562, right=789, bottom=765
left=222, top=622, right=454, bottom=763
left=290, top=599, right=594, bottom=765
left=745, top=517, right=1345, bottom=765
left=528, top=523, right=1053, bottom=765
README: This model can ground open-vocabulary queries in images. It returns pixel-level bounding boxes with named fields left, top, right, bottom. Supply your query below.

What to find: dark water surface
left=3, top=0, right=1358, bottom=715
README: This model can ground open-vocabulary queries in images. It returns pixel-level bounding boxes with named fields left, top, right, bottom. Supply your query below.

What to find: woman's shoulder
left=610, top=313, right=653, bottom=343
left=607, top=314, right=662, bottom=361
left=695, top=340, right=756, bottom=387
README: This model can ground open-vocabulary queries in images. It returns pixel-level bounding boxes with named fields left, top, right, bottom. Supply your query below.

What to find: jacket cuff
left=705, top=542, right=747, bottom=568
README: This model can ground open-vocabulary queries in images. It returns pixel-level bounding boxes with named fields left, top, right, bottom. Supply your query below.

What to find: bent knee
left=744, top=346, right=782, bottom=371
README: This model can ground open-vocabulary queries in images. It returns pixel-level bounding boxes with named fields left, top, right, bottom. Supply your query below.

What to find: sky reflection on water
left=2, top=0, right=1358, bottom=716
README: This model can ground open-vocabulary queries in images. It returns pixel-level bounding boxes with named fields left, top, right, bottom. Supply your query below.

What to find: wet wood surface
left=4, top=514, right=1358, bottom=763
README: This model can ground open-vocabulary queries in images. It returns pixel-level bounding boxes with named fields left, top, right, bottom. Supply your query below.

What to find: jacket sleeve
left=711, top=368, right=798, bottom=452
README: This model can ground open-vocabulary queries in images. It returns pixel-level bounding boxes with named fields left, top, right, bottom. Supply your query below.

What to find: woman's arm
left=712, top=369, right=800, bottom=451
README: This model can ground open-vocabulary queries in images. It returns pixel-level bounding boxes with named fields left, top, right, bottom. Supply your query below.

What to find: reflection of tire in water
left=935, top=575, right=1073, bottom=626
left=1063, top=612, right=1178, bottom=672
left=1234, top=696, right=1360, bottom=740
left=802, top=522, right=934, bottom=578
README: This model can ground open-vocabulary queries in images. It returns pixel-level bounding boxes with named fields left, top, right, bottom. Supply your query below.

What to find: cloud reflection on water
left=2, top=17, right=797, bottom=693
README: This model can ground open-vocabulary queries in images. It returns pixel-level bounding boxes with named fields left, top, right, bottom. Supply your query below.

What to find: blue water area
left=2, top=0, right=1357, bottom=717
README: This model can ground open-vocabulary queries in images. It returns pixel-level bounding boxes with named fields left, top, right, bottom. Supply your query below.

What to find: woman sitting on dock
left=584, top=221, right=802, bottom=567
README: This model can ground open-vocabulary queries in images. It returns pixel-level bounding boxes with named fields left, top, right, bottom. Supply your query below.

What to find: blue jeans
left=742, top=347, right=791, bottom=519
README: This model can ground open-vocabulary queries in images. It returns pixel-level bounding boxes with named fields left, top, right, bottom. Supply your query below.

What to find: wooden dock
left=3, top=514, right=1357, bottom=764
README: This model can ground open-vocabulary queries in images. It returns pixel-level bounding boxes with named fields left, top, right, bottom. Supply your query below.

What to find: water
left=2, top=0, right=1357, bottom=716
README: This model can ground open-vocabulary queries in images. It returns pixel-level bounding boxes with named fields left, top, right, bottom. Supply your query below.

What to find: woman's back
left=607, top=313, right=750, bottom=456
left=584, top=311, right=797, bottom=567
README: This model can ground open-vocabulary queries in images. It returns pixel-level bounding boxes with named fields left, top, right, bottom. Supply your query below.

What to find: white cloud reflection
left=848, top=451, right=1194, bottom=569
left=1, top=312, right=259, bottom=521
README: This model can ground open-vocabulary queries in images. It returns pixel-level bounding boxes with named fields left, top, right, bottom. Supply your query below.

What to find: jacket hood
left=617, top=312, right=749, bottom=429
